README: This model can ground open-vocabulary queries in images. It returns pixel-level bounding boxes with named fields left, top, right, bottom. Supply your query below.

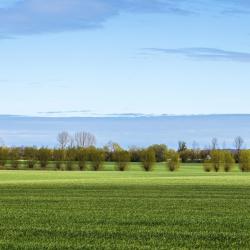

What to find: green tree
left=210, top=150, right=224, bottom=172
left=141, top=148, right=156, bottom=171
left=10, top=148, right=20, bottom=169
left=223, top=151, right=235, bottom=172
left=38, top=148, right=51, bottom=169
left=89, top=148, right=105, bottom=171
left=167, top=151, right=180, bottom=171
left=76, top=148, right=87, bottom=171
left=203, top=159, right=212, bottom=172
left=24, top=147, right=37, bottom=169
left=114, top=150, right=130, bottom=171
left=0, top=147, right=9, bottom=167
left=53, top=148, right=65, bottom=170
left=148, top=144, right=167, bottom=162
left=239, top=150, right=250, bottom=172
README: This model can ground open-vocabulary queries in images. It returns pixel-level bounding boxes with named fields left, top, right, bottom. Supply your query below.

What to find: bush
left=148, top=144, right=167, bottom=162
left=89, top=148, right=105, bottom=171
left=141, top=149, right=156, bottom=171
left=167, top=151, right=180, bottom=171
left=76, top=148, right=87, bottom=171
left=210, top=150, right=224, bottom=172
left=223, top=151, right=235, bottom=172
left=9, top=148, right=20, bottom=169
left=203, top=160, right=212, bottom=172
left=114, top=150, right=130, bottom=171
left=239, top=150, right=250, bottom=172
left=0, top=147, right=9, bottom=167
left=38, top=148, right=51, bottom=169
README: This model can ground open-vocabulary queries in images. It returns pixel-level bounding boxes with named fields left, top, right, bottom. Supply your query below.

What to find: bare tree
left=57, top=131, right=71, bottom=149
left=234, top=136, right=244, bottom=152
left=211, top=137, right=218, bottom=150
left=74, top=131, right=96, bottom=148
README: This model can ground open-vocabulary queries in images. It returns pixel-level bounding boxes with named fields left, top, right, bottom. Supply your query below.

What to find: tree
left=76, top=148, right=87, bottom=171
left=37, top=148, right=51, bottom=169
left=9, top=148, right=20, bottom=169
left=239, top=150, right=250, bottom=172
left=166, top=151, right=180, bottom=171
left=211, top=138, right=218, bottom=150
left=210, top=150, right=224, bottom=172
left=0, top=147, right=9, bottom=167
left=234, top=136, right=244, bottom=162
left=53, top=148, right=65, bottom=170
left=178, top=141, right=187, bottom=152
left=203, top=159, right=212, bottom=172
left=89, top=148, right=105, bottom=171
left=141, top=148, right=156, bottom=171
left=24, top=147, right=37, bottom=169
left=148, top=144, right=167, bottom=162
left=114, top=150, right=130, bottom=171
left=74, top=131, right=96, bottom=148
left=57, top=131, right=71, bottom=149
left=223, top=151, right=235, bottom=172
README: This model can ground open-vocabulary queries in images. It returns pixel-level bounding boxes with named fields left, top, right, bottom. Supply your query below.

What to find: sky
left=0, top=0, right=250, bottom=117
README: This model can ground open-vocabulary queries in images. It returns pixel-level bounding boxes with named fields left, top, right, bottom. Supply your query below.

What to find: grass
left=0, top=164, right=249, bottom=249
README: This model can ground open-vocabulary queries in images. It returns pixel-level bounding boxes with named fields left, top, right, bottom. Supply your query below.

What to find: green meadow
left=0, top=164, right=249, bottom=249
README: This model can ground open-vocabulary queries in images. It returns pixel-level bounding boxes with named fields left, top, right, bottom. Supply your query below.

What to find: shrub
left=89, top=148, right=105, bottom=171
left=148, top=144, right=167, bottom=162
left=167, top=151, right=180, bottom=171
left=76, top=148, right=87, bottom=171
left=38, top=148, right=51, bottom=169
left=210, top=150, right=224, bottom=172
left=0, top=147, right=9, bottom=167
left=114, top=150, right=130, bottom=171
left=203, top=160, right=212, bottom=172
left=223, top=151, right=235, bottom=172
left=239, top=150, right=250, bottom=172
left=141, top=149, right=156, bottom=171
left=9, top=148, right=20, bottom=169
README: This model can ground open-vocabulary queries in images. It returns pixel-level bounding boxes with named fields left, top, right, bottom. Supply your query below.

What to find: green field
left=0, top=164, right=249, bottom=249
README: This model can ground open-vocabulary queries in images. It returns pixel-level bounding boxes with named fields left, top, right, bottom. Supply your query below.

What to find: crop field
left=0, top=164, right=249, bottom=249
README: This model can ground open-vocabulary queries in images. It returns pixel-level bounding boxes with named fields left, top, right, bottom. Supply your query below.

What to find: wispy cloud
left=0, top=0, right=249, bottom=36
left=38, top=110, right=92, bottom=115
left=143, top=47, right=250, bottom=62
left=0, top=0, right=191, bottom=36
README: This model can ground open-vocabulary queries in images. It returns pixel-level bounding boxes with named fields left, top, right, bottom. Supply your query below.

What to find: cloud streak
left=144, top=47, right=250, bottom=62
left=0, top=0, right=249, bottom=36
left=0, top=0, right=191, bottom=36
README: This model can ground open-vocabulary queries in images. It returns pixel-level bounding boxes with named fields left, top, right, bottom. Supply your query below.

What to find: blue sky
left=0, top=0, right=250, bottom=116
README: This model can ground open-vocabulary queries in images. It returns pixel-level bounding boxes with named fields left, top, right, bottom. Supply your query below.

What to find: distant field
left=0, top=164, right=249, bottom=249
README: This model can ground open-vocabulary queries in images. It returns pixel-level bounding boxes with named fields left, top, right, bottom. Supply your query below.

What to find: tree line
left=0, top=132, right=249, bottom=172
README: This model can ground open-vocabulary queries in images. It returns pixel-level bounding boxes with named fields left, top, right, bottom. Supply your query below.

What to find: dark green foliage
left=178, top=141, right=187, bottom=152
left=113, top=150, right=130, bottom=171
left=141, top=148, right=156, bottom=171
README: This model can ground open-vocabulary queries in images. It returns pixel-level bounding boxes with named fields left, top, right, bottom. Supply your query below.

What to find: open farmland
left=0, top=164, right=249, bottom=249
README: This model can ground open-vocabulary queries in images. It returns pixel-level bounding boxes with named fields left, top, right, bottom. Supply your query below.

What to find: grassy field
left=0, top=164, right=249, bottom=249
